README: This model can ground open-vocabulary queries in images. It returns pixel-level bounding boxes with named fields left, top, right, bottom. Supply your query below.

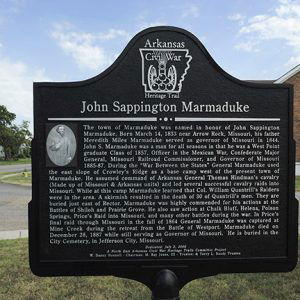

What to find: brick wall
left=285, top=72, right=300, bottom=161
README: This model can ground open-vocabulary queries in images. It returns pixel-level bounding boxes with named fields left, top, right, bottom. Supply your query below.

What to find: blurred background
left=0, top=0, right=299, bottom=299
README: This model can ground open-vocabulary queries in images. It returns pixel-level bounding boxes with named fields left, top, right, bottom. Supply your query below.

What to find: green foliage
left=0, top=158, right=31, bottom=165
left=0, top=239, right=150, bottom=299
left=1, top=172, right=31, bottom=185
left=0, top=105, right=32, bottom=160
left=296, top=176, right=300, bottom=191
left=0, top=105, right=15, bottom=126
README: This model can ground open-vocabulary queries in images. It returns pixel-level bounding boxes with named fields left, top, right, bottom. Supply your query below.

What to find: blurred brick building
left=274, top=65, right=300, bottom=161
left=248, top=64, right=300, bottom=162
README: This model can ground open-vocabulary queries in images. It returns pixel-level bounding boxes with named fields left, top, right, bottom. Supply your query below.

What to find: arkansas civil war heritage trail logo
left=140, top=42, right=192, bottom=98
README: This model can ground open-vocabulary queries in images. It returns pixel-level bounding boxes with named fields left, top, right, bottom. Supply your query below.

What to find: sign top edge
left=33, top=25, right=292, bottom=90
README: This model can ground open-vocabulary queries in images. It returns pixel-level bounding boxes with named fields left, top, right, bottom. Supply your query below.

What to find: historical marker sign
left=30, top=26, right=298, bottom=292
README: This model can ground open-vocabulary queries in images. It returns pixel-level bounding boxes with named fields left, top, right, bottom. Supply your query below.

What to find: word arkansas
left=144, top=38, right=185, bottom=49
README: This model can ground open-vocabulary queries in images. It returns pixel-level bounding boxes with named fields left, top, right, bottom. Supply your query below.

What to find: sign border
left=29, top=26, right=298, bottom=288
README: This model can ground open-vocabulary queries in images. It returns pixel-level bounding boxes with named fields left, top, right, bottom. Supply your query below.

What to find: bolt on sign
left=29, top=26, right=298, bottom=298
